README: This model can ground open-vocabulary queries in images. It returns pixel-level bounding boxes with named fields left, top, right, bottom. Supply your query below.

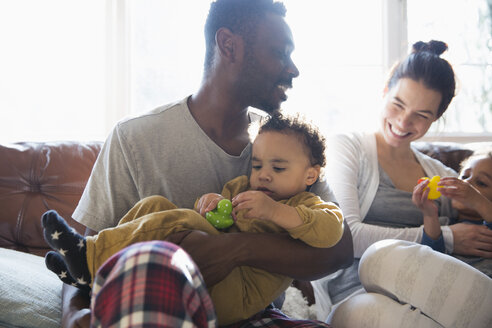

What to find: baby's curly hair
left=258, top=114, right=326, bottom=168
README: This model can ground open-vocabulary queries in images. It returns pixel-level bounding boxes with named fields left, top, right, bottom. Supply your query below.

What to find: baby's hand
left=413, top=179, right=438, bottom=218
left=232, top=190, right=277, bottom=221
left=438, top=177, right=485, bottom=210
left=196, top=193, right=224, bottom=217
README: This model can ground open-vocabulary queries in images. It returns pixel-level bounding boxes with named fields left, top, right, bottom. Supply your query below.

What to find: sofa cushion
left=0, top=141, right=102, bottom=256
left=0, top=248, right=62, bottom=328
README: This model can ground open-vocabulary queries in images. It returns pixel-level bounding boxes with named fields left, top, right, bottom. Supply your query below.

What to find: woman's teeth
left=390, top=125, right=408, bottom=137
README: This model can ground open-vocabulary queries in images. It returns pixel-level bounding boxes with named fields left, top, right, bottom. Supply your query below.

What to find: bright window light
left=1, top=0, right=490, bottom=143
left=0, top=0, right=106, bottom=143
left=408, top=0, right=492, bottom=135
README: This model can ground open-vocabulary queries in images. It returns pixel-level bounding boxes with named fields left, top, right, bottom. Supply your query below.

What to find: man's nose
left=287, top=57, right=299, bottom=78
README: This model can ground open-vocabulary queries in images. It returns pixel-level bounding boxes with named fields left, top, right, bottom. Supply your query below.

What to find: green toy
left=206, top=199, right=234, bottom=229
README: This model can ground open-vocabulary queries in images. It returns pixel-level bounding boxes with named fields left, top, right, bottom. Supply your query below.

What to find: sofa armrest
left=0, top=141, right=102, bottom=256
left=414, top=141, right=492, bottom=173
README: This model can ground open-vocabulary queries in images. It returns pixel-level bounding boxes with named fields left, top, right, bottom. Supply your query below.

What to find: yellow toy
left=417, top=176, right=441, bottom=200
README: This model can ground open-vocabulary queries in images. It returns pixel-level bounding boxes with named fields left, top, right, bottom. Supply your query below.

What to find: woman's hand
left=450, top=223, right=492, bottom=258
left=195, top=193, right=224, bottom=217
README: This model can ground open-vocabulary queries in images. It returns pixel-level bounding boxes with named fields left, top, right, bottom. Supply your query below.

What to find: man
left=64, top=0, right=353, bottom=326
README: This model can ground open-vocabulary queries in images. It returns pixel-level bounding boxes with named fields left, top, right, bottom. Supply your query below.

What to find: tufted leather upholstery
left=415, top=141, right=492, bottom=173
left=0, top=140, right=489, bottom=259
left=0, top=141, right=102, bottom=257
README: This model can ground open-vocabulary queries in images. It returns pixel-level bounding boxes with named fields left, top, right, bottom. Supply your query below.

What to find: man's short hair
left=204, top=0, right=286, bottom=72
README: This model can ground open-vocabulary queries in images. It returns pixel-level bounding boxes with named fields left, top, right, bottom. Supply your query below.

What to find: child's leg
left=45, top=251, right=91, bottom=293
left=86, top=208, right=219, bottom=279
left=209, top=266, right=291, bottom=325
left=42, top=210, right=91, bottom=289
left=118, top=195, right=178, bottom=225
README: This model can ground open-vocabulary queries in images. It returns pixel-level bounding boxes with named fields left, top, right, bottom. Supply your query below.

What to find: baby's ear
left=306, top=165, right=321, bottom=186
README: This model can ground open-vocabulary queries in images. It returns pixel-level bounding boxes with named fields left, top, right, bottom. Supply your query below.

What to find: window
left=127, top=0, right=386, bottom=136
left=407, top=0, right=492, bottom=139
left=0, top=0, right=106, bottom=142
left=122, top=0, right=492, bottom=139
left=1, top=0, right=491, bottom=143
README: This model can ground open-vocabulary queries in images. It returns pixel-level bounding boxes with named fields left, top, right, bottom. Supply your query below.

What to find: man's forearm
left=236, top=220, right=353, bottom=280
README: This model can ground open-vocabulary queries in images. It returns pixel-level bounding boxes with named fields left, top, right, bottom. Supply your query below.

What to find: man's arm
left=176, top=220, right=353, bottom=287
left=61, top=227, right=97, bottom=328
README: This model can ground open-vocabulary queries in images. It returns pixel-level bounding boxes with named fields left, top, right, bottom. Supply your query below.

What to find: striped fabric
left=329, top=240, right=492, bottom=328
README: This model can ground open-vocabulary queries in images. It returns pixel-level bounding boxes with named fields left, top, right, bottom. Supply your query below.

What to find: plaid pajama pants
left=91, top=241, right=331, bottom=328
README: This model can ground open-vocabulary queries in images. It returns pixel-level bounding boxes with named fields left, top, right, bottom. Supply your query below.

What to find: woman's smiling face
left=379, top=78, right=442, bottom=148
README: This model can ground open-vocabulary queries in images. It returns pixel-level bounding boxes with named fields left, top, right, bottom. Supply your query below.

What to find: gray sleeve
left=72, top=124, right=140, bottom=231
left=309, top=178, right=338, bottom=204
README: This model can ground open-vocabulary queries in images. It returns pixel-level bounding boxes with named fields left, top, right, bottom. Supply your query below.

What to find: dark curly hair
left=460, top=148, right=492, bottom=173
left=258, top=114, right=326, bottom=168
left=386, top=40, right=456, bottom=118
left=204, top=0, right=286, bottom=73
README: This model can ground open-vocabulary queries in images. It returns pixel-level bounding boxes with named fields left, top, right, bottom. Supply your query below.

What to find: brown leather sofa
left=0, top=139, right=490, bottom=258
left=0, top=141, right=102, bottom=257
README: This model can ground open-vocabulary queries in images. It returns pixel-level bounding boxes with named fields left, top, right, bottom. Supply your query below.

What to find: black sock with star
left=41, top=210, right=92, bottom=289
left=45, top=251, right=91, bottom=293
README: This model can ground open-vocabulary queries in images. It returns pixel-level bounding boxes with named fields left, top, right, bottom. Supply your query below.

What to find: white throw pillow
left=0, top=248, right=62, bottom=328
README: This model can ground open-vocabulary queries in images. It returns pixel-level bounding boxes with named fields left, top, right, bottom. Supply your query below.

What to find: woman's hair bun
left=412, top=40, right=448, bottom=56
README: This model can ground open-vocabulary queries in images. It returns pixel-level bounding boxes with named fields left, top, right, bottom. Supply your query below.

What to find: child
left=41, top=114, right=344, bottom=325
left=413, top=149, right=492, bottom=276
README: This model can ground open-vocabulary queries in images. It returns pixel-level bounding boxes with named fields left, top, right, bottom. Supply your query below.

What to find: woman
left=313, top=40, right=492, bottom=327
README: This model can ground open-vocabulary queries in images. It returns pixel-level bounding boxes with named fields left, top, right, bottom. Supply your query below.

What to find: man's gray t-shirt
left=73, top=96, right=336, bottom=232
left=73, top=97, right=252, bottom=231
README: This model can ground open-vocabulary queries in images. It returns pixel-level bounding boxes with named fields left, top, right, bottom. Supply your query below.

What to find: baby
left=41, top=114, right=344, bottom=325
left=413, top=149, right=492, bottom=276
